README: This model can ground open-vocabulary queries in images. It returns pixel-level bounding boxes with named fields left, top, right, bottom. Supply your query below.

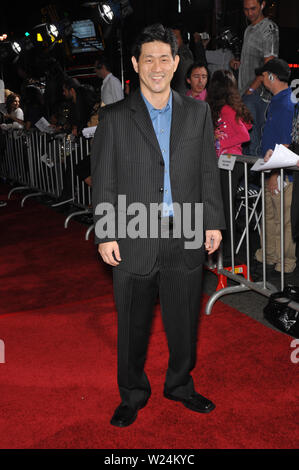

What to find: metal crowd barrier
left=205, top=154, right=299, bottom=316
left=2, top=131, right=298, bottom=312
left=0, top=128, right=94, bottom=240
left=1, top=129, right=32, bottom=199
left=62, top=134, right=94, bottom=240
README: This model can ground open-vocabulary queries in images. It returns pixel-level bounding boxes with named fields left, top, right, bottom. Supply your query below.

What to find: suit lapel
left=170, top=90, right=186, bottom=160
left=130, top=89, right=162, bottom=159
left=129, top=89, right=186, bottom=162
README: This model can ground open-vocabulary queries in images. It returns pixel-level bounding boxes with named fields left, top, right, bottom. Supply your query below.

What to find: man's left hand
left=267, top=173, right=279, bottom=195
left=205, top=230, right=222, bottom=254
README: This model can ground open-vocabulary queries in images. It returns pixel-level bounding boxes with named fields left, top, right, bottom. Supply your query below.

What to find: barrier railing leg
left=64, top=209, right=91, bottom=229
left=85, top=224, right=94, bottom=241
left=205, top=284, right=250, bottom=315
left=21, top=192, right=43, bottom=207
left=8, top=186, right=28, bottom=199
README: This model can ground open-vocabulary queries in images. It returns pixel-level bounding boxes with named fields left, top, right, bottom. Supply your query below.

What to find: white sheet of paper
left=82, top=126, right=97, bottom=138
left=35, top=117, right=53, bottom=134
left=251, top=144, right=299, bottom=171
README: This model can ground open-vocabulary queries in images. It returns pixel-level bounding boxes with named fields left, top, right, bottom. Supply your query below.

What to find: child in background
left=207, top=69, right=253, bottom=263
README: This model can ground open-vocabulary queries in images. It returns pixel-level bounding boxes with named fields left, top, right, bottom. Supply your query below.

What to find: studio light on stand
left=0, top=40, right=22, bottom=63
left=48, top=24, right=59, bottom=40
left=97, top=1, right=133, bottom=88
left=117, top=1, right=133, bottom=88
left=82, top=1, right=133, bottom=87
left=31, top=23, right=59, bottom=48
left=98, top=1, right=116, bottom=24
left=11, top=41, right=22, bottom=55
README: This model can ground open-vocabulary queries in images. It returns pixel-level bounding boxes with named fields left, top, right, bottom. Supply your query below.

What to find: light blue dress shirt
left=142, top=92, right=174, bottom=217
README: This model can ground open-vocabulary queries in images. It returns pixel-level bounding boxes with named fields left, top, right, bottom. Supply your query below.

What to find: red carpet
left=0, top=187, right=298, bottom=449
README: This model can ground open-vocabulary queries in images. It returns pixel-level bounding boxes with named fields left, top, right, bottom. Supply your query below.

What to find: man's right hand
left=229, top=59, right=240, bottom=70
left=98, top=241, right=121, bottom=266
left=264, top=149, right=273, bottom=162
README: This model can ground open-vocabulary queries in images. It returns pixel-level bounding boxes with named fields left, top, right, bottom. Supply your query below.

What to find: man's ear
left=174, top=54, right=180, bottom=72
left=131, top=56, right=139, bottom=74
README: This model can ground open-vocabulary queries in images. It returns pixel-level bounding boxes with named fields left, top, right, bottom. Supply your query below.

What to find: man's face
left=95, top=65, right=105, bottom=80
left=187, top=67, right=208, bottom=95
left=262, top=71, right=274, bottom=90
left=131, top=41, right=179, bottom=98
left=243, top=0, right=265, bottom=25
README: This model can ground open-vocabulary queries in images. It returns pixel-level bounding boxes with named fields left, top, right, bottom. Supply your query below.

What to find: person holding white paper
left=289, top=104, right=299, bottom=265
left=254, top=59, right=296, bottom=274
left=253, top=143, right=299, bottom=171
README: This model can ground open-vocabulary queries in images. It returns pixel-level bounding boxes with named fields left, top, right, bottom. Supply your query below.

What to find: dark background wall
left=1, top=0, right=298, bottom=92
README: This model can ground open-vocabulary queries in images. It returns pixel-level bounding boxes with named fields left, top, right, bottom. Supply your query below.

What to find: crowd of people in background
left=0, top=0, right=299, bottom=274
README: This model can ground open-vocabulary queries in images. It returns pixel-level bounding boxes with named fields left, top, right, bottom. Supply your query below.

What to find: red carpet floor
left=0, top=188, right=299, bottom=449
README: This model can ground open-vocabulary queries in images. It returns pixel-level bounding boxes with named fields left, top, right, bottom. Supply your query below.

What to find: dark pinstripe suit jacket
left=91, top=88, right=225, bottom=275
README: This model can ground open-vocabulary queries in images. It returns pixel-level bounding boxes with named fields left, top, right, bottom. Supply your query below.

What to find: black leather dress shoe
left=164, top=392, right=215, bottom=413
left=110, top=399, right=148, bottom=427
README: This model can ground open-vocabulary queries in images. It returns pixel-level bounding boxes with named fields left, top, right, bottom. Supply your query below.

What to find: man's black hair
left=131, top=23, right=179, bottom=61
left=244, top=0, right=265, bottom=5
left=186, top=62, right=210, bottom=83
left=95, top=57, right=112, bottom=72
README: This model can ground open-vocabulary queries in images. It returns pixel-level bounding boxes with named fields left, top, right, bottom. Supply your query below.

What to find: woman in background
left=0, top=93, right=24, bottom=129
left=207, top=69, right=253, bottom=264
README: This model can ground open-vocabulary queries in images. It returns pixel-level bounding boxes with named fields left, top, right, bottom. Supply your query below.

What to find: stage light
left=0, top=40, right=22, bottom=62
left=31, top=23, right=59, bottom=47
left=49, top=24, right=59, bottom=39
left=36, top=33, right=43, bottom=42
left=98, top=2, right=116, bottom=24
left=97, top=0, right=133, bottom=24
left=12, top=41, right=22, bottom=54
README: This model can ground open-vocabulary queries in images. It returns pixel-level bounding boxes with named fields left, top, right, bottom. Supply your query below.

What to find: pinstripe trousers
left=113, top=233, right=203, bottom=408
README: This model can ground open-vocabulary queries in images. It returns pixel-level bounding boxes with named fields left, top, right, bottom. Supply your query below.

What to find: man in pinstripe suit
left=91, top=24, right=225, bottom=427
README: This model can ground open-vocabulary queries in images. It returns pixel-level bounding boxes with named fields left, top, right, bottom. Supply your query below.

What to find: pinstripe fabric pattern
left=113, top=236, right=203, bottom=406
left=91, top=88, right=225, bottom=407
left=91, top=89, right=225, bottom=275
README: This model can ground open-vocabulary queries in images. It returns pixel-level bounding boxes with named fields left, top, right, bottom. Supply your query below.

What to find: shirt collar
left=186, top=89, right=207, bottom=100
left=103, top=73, right=112, bottom=84
left=272, top=87, right=291, bottom=101
left=141, top=91, right=172, bottom=115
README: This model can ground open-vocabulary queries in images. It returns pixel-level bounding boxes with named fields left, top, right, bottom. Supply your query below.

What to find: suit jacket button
left=159, top=187, right=164, bottom=192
